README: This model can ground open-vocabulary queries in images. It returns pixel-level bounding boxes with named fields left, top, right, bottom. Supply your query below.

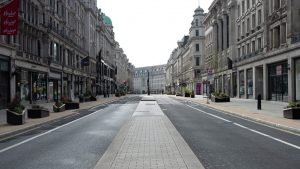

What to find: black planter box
left=90, top=96, right=97, bottom=101
left=79, top=97, right=91, bottom=102
left=191, top=95, right=195, bottom=98
left=185, top=93, right=190, bottom=97
left=65, top=102, right=80, bottom=110
left=27, top=109, right=50, bottom=118
left=283, top=108, right=300, bottom=119
left=211, top=95, right=230, bottom=102
left=6, top=110, right=26, bottom=125
left=53, top=104, right=66, bottom=112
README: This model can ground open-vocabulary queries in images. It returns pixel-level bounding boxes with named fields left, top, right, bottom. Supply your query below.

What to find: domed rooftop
left=102, top=15, right=112, bottom=26
left=195, top=6, right=204, bottom=13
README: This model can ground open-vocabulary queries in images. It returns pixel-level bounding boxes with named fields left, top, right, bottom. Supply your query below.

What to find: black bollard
left=257, top=94, right=261, bottom=110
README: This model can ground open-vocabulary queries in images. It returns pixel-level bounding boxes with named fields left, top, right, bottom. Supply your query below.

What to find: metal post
left=147, top=71, right=150, bottom=95
left=257, top=94, right=261, bottom=110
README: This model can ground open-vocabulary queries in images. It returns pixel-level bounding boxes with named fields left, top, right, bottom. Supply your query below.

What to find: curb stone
left=188, top=100, right=300, bottom=135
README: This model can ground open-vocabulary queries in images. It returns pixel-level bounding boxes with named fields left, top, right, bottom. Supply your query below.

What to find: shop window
left=268, top=62, right=288, bottom=101
left=247, top=69, right=253, bottom=98
left=239, top=70, right=245, bottom=97
left=296, top=59, right=300, bottom=101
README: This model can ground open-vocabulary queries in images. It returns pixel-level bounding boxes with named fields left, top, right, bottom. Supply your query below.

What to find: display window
left=296, top=59, right=300, bottom=101
left=239, top=70, right=245, bottom=97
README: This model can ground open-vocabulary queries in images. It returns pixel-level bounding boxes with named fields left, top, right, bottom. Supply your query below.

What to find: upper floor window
left=242, top=1, right=245, bottom=14
left=274, top=0, right=280, bottom=10
left=196, top=30, right=199, bottom=36
left=252, top=0, right=256, bottom=5
left=195, top=19, right=199, bottom=26
left=196, top=44, right=200, bottom=52
left=252, top=14, right=256, bottom=29
left=258, top=10, right=262, bottom=25
left=247, top=0, right=250, bottom=9
left=196, top=57, right=200, bottom=66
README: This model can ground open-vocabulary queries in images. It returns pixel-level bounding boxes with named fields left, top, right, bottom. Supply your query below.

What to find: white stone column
left=237, top=70, right=240, bottom=97
left=213, top=23, right=218, bottom=52
left=288, top=58, right=294, bottom=101
left=263, top=63, right=268, bottom=100
left=244, top=69, right=247, bottom=99
left=252, top=67, right=256, bottom=99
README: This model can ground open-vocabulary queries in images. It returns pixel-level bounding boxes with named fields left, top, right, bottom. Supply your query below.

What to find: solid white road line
left=186, top=104, right=300, bottom=150
left=186, top=105, right=231, bottom=123
left=0, top=109, right=103, bottom=154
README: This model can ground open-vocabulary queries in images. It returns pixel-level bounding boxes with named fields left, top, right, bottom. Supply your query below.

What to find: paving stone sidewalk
left=171, top=95, right=300, bottom=134
left=94, top=97, right=204, bottom=169
left=0, top=96, right=119, bottom=138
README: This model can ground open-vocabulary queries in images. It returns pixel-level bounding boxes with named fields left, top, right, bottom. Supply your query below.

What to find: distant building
left=134, top=65, right=166, bottom=94
left=165, top=6, right=206, bottom=95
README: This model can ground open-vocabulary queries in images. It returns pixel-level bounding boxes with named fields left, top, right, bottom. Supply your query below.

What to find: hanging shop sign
left=0, top=0, right=18, bottom=35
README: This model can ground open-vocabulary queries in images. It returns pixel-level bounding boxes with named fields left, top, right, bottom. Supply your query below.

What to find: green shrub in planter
left=6, top=96, right=26, bottom=125
left=283, top=101, right=300, bottom=119
left=191, top=90, right=195, bottom=98
left=53, top=101, right=65, bottom=112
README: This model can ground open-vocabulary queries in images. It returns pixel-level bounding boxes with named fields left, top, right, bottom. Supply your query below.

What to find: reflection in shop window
left=239, top=70, right=245, bottom=97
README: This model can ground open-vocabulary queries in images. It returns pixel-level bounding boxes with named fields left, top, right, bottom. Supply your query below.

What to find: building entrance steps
left=94, top=100, right=204, bottom=169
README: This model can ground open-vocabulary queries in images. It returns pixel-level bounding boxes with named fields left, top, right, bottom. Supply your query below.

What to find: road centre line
left=185, top=104, right=300, bottom=150
left=0, top=109, right=103, bottom=154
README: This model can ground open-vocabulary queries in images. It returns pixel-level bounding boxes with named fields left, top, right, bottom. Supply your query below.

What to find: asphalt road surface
left=0, top=96, right=140, bottom=169
left=157, top=96, right=300, bottom=169
left=1, top=95, right=299, bottom=169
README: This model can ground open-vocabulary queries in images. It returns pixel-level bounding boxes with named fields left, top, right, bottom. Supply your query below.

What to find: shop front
left=16, top=69, right=47, bottom=104
left=196, top=82, right=201, bottom=95
left=63, top=73, right=72, bottom=98
left=246, top=69, right=253, bottom=99
left=239, top=70, right=245, bottom=98
left=49, top=71, right=62, bottom=102
left=268, top=62, right=288, bottom=102
left=295, top=58, right=300, bottom=101
left=0, top=57, right=10, bottom=109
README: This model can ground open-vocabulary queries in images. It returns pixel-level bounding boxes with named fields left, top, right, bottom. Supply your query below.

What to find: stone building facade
left=165, top=7, right=206, bottom=95
left=0, top=0, right=132, bottom=109
left=234, top=0, right=300, bottom=102
left=205, top=0, right=300, bottom=102
left=202, top=0, right=237, bottom=97
left=166, top=0, right=300, bottom=103
left=115, top=43, right=135, bottom=94
left=133, top=65, right=166, bottom=94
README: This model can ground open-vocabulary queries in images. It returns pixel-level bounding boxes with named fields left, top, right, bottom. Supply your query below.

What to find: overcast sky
left=97, top=0, right=213, bottom=68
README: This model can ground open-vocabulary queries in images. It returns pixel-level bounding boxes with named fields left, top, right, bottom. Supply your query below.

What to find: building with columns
left=202, top=0, right=300, bottom=102
left=233, top=0, right=300, bottom=102
left=202, top=0, right=237, bottom=97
